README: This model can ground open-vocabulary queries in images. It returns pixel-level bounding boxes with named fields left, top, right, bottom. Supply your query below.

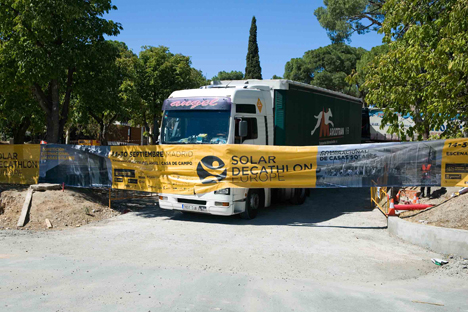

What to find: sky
left=107, top=0, right=384, bottom=80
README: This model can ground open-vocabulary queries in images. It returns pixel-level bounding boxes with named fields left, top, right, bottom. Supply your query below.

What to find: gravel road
left=1, top=188, right=467, bottom=311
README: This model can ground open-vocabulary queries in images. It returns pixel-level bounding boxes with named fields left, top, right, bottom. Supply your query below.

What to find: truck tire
left=289, top=188, right=306, bottom=205
left=240, top=189, right=263, bottom=219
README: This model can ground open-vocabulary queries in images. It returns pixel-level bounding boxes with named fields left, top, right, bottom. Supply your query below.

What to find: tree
left=212, top=70, right=244, bottom=81
left=134, top=46, right=207, bottom=143
left=271, top=75, right=282, bottom=79
left=364, top=0, right=468, bottom=139
left=314, top=0, right=385, bottom=43
left=245, top=16, right=262, bottom=79
left=75, top=41, right=140, bottom=145
left=284, top=43, right=366, bottom=96
left=346, top=44, right=389, bottom=101
left=0, top=0, right=121, bottom=143
left=0, top=88, right=44, bottom=143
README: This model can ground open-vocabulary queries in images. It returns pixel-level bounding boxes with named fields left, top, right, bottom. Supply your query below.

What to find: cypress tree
left=245, top=16, right=262, bottom=79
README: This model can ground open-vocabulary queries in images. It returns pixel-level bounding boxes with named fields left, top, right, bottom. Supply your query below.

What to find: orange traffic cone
left=396, top=190, right=401, bottom=202
left=388, top=198, right=396, bottom=216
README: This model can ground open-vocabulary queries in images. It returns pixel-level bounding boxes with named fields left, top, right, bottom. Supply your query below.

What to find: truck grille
left=177, top=199, right=207, bottom=205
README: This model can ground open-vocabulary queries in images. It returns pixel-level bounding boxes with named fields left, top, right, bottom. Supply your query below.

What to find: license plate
left=182, top=204, right=207, bottom=211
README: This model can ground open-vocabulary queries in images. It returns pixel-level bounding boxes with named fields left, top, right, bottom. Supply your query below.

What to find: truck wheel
left=240, top=190, right=263, bottom=219
left=289, top=188, right=306, bottom=205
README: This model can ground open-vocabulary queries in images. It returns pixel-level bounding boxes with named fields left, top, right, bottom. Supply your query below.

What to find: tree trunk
left=99, top=122, right=108, bottom=146
left=32, top=69, right=74, bottom=144
left=152, top=117, right=160, bottom=144
left=143, top=119, right=154, bottom=145
left=32, top=80, right=60, bottom=143
left=58, top=68, right=74, bottom=143
left=50, top=79, right=61, bottom=143
left=13, top=118, right=31, bottom=144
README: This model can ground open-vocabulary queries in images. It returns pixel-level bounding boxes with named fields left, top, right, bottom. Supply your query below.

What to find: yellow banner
left=0, top=145, right=40, bottom=184
left=442, top=138, right=468, bottom=187
left=110, top=145, right=318, bottom=194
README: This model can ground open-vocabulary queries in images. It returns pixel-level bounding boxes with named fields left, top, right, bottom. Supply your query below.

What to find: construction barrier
left=370, top=182, right=389, bottom=216
left=0, top=138, right=467, bottom=194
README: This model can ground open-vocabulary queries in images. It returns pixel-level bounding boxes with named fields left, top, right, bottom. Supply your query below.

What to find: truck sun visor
left=163, top=97, right=231, bottom=111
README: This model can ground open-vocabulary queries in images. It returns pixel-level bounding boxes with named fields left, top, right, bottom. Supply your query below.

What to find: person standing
left=420, top=162, right=432, bottom=197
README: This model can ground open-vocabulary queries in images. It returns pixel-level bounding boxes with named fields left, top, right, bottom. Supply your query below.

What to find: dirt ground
left=1, top=188, right=467, bottom=312
left=399, top=187, right=468, bottom=230
left=0, top=185, right=121, bottom=230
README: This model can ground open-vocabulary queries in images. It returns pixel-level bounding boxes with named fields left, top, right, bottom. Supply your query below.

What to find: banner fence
left=1, top=138, right=467, bottom=194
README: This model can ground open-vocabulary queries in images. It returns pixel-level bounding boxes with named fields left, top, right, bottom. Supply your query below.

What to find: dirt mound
left=0, top=186, right=120, bottom=230
left=400, top=187, right=468, bottom=230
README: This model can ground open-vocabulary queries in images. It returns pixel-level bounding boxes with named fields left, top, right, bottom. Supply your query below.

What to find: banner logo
left=311, top=108, right=345, bottom=139
left=197, top=156, right=227, bottom=184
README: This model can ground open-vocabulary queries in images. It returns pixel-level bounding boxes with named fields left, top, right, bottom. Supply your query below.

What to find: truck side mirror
left=238, top=120, right=248, bottom=137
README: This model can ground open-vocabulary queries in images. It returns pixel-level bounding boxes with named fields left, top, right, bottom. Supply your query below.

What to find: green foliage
left=74, top=41, right=140, bottom=144
left=134, top=46, right=207, bottom=143
left=212, top=70, right=244, bottom=81
left=284, top=43, right=366, bottom=96
left=346, top=44, right=389, bottom=100
left=0, top=88, right=44, bottom=143
left=271, top=75, right=282, bottom=79
left=245, top=16, right=262, bottom=79
left=0, top=0, right=121, bottom=143
left=315, top=0, right=385, bottom=43
left=364, top=0, right=468, bottom=139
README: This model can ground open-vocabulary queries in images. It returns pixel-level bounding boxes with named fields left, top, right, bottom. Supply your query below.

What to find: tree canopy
left=0, top=88, right=43, bottom=143
left=134, top=46, right=207, bottom=143
left=0, top=0, right=121, bottom=143
left=212, top=70, right=244, bottom=81
left=284, top=43, right=366, bottom=96
left=363, top=0, right=468, bottom=139
left=314, top=0, right=385, bottom=43
left=346, top=44, right=389, bottom=101
left=74, top=41, right=140, bottom=145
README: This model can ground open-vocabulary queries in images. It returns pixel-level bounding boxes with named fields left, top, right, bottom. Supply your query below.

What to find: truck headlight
left=214, top=188, right=230, bottom=195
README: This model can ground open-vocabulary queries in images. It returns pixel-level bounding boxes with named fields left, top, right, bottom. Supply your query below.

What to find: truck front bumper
left=158, top=193, right=244, bottom=216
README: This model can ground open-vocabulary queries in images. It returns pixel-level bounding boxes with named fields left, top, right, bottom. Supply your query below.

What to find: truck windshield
left=161, top=110, right=230, bottom=144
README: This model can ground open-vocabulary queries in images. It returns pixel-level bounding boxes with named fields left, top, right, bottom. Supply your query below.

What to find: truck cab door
left=235, top=116, right=266, bottom=145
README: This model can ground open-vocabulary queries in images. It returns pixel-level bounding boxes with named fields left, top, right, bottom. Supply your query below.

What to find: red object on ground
left=394, top=204, right=433, bottom=210
left=388, top=198, right=396, bottom=216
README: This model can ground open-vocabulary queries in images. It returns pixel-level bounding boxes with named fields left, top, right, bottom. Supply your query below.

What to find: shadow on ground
left=128, top=188, right=386, bottom=229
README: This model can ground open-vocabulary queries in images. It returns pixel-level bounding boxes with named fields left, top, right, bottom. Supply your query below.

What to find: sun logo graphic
left=196, top=156, right=227, bottom=184
left=311, top=108, right=334, bottom=137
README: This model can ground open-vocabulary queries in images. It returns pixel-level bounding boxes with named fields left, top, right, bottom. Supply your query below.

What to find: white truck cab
left=158, top=80, right=280, bottom=219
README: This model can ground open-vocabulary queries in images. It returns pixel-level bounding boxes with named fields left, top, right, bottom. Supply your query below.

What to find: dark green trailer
left=274, top=82, right=362, bottom=146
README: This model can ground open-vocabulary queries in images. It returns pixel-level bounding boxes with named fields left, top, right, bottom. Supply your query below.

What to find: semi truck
left=158, top=79, right=362, bottom=219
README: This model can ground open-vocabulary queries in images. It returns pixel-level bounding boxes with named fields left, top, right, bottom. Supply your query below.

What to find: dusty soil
left=0, top=185, right=120, bottom=230
left=399, top=187, right=468, bottom=230
left=1, top=188, right=467, bottom=312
